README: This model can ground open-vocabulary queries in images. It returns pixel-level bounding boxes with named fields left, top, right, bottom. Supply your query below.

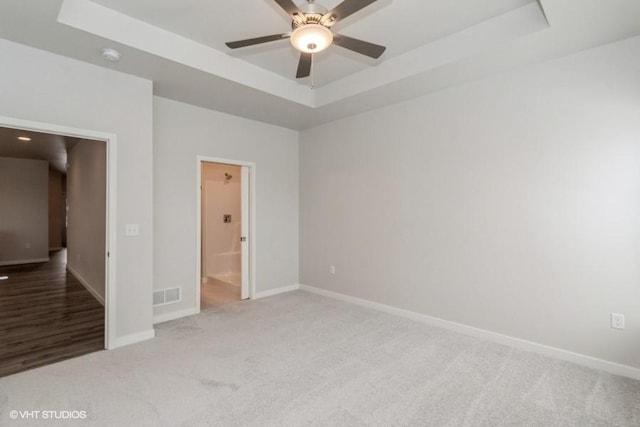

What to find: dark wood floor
left=0, top=250, right=104, bottom=377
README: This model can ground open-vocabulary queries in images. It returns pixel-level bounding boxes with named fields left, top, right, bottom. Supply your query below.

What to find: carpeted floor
left=1, top=291, right=639, bottom=426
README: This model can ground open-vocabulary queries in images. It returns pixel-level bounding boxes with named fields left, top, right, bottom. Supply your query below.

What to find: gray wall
left=0, top=157, right=48, bottom=265
left=0, top=38, right=154, bottom=343
left=300, top=36, right=640, bottom=368
left=48, top=169, right=63, bottom=249
left=67, top=139, right=106, bottom=302
left=153, top=97, right=299, bottom=319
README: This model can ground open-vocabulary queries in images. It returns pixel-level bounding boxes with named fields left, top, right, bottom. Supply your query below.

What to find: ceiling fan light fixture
left=290, top=24, right=333, bottom=53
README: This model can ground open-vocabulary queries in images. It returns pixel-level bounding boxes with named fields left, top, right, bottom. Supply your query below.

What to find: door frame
left=196, top=156, right=256, bottom=312
left=0, top=115, right=117, bottom=350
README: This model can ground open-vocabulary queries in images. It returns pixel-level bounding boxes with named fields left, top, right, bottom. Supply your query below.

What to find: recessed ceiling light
left=18, top=136, right=31, bottom=141
left=101, top=48, right=122, bottom=62
left=0, top=276, right=8, bottom=281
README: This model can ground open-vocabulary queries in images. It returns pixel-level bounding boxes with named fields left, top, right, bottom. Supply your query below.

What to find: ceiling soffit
left=57, top=0, right=549, bottom=108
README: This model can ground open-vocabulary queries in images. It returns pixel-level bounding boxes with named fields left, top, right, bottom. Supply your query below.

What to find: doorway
left=0, top=124, right=111, bottom=376
left=196, top=157, right=254, bottom=311
left=0, top=115, right=116, bottom=353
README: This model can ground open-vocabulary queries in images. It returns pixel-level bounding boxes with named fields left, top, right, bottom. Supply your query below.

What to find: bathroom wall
left=201, top=163, right=241, bottom=280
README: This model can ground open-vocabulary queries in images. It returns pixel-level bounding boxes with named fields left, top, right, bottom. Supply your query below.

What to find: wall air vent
left=165, top=287, right=180, bottom=303
left=153, top=287, right=181, bottom=306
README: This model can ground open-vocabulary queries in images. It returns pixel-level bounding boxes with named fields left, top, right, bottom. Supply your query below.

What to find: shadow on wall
left=0, top=231, right=19, bottom=260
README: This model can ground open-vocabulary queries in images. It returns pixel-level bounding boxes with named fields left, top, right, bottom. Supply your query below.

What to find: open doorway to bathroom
left=199, top=161, right=250, bottom=310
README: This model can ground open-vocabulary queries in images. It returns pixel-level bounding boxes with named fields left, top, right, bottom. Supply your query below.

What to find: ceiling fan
left=225, top=0, right=386, bottom=79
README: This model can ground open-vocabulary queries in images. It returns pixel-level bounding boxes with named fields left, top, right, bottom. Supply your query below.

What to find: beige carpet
left=1, top=291, right=639, bottom=426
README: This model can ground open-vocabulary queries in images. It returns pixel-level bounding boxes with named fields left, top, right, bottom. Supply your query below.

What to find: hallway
left=0, top=250, right=104, bottom=377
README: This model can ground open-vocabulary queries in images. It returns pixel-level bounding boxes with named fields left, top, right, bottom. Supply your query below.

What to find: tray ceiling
left=0, top=0, right=639, bottom=129
left=90, top=0, right=535, bottom=87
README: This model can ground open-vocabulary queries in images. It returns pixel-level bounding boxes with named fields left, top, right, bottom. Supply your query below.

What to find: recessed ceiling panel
left=4, top=0, right=639, bottom=130
left=92, top=0, right=535, bottom=85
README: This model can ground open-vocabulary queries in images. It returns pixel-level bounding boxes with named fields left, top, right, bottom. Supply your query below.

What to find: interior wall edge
left=66, top=264, right=105, bottom=306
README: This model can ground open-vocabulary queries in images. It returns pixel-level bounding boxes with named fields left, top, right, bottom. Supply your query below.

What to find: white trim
left=240, top=165, right=249, bottom=300
left=153, top=307, right=199, bottom=324
left=299, top=284, right=640, bottom=381
left=0, top=115, right=117, bottom=351
left=254, top=284, right=300, bottom=300
left=196, top=156, right=257, bottom=315
left=67, top=264, right=105, bottom=305
left=109, top=329, right=155, bottom=349
left=0, top=258, right=49, bottom=266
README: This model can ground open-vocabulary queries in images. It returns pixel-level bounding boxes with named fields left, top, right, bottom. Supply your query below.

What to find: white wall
left=0, top=157, right=48, bottom=265
left=67, top=139, right=106, bottom=302
left=0, top=39, right=154, bottom=344
left=154, top=97, right=299, bottom=319
left=300, top=36, right=640, bottom=369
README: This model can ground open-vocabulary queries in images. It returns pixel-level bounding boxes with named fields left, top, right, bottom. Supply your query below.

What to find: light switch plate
left=125, top=224, right=140, bottom=236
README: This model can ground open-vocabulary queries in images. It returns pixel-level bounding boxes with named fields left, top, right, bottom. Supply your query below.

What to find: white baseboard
left=299, top=284, right=640, bottom=381
left=153, top=307, right=199, bottom=324
left=67, top=264, right=105, bottom=305
left=108, top=329, right=155, bottom=350
left=253, top=283, right=300, bottom=300
left=154, top=283, right=300, bottom=324
left=0, top=257, right=49, bottom=266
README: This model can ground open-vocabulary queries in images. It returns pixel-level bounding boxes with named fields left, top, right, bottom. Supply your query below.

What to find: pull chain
left=311, top=54, right=315, bottom=89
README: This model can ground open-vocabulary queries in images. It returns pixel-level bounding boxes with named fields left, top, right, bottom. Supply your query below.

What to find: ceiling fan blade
left=225, top=34, right=290, bottom=49
left=333, top=34, right=386, bottom=59
left=296, top=52, right=312, bottom=78
left=321, top=0, right=378, bottom=26
left=273, top=0, right=303, bottom=17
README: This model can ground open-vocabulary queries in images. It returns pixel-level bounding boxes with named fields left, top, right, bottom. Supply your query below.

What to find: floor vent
left=153, top=287, right=181, bottom=306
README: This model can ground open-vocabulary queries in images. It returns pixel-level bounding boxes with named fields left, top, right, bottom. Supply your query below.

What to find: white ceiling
left=0, top=127, right=80, bottom=173
left=0, top=0, right=639, bottom=129
left=90, top=0, right=534, bottom=87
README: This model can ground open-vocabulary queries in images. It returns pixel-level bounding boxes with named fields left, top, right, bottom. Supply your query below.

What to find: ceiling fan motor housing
left=292, top=3, right=330, bottom=29
left=300, top=2, right=329, bottom=16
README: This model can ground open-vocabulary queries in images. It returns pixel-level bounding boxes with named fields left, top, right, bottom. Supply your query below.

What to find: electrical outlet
left=125, top=224, right=140, bottom=236
left=611, top=313, right=625, bottom=330
left=329, top=265, right=336, bottom=275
